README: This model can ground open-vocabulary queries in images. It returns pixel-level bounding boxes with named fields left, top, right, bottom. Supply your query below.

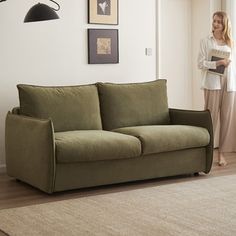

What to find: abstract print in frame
left=88, top=29, right=119, bottom=64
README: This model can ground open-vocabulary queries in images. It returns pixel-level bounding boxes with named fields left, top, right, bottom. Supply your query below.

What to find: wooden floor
left=0, top=150, right=235, bottom=211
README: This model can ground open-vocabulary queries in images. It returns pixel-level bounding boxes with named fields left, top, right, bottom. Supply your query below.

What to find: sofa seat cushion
left=113, top=125, right=210, bottom=155
left=55, top=130, right=141, bottom=163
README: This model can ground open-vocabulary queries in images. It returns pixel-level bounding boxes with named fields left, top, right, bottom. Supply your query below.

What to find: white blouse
left=198, top=34, right=236, bottom=91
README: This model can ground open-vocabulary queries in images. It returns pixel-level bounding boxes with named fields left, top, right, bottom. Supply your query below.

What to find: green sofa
left=5, top=80, right=213, bottom=193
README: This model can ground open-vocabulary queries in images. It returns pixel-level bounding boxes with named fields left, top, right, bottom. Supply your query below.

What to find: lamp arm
left=49, top=0, right=60, bottom=11
left=0, top=0, right=61, bottom=11
left=0, top=0, right=60, bottom=11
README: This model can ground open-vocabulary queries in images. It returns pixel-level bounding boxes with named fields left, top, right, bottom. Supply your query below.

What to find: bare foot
left=218, top=153, right=227, bottom=166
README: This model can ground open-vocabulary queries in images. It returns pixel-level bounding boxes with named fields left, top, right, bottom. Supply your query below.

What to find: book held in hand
left=208, top=49, right=230, bottom=76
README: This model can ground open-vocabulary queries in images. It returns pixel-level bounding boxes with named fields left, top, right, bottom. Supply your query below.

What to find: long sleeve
left=198, top=39, right=217, bottom=70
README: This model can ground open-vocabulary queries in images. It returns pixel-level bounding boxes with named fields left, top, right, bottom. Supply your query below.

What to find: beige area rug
left=1, top=175, right=236, bottom=236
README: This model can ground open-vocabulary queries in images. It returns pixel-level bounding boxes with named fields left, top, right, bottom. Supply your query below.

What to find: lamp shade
left=24, top=3, right=59, bottom=23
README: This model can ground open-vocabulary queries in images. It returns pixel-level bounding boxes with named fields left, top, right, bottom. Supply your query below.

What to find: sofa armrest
left=169, top=108, right=213, bottom=173
left=5, top=112, right=56, bottom=193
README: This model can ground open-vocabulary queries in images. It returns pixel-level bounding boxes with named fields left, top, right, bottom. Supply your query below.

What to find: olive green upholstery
left=55, top=130, right=141, bottom=163
left=169, top=108, right=213, bottom=173
left=54, top=148, right=206, bottom=192
left=17, top=84, right=102, bottom=132
left=5, top=80, right=213, bottom=193
left=113, top=125, right=210, bottom=155
left=97, top=80, right=170, bottom=130
left=5, top=112, right=55, bottom=193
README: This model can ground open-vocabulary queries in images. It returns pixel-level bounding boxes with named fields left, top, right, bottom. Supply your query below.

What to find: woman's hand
left=216, top=58, right=231, bottom=67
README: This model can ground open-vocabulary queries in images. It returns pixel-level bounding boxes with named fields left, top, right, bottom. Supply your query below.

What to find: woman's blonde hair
left=213, top=11, right=233, bottom=48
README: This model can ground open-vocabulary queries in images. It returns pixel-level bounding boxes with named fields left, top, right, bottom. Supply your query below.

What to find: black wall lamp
left=0, top=0, right=60, bottom=23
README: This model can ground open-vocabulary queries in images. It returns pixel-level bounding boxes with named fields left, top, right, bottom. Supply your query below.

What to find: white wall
left=223, top=0, right=236, bottom=38
left=157, top=0, right=221, bottom=110
left=157, top=0, right=192, bottom=109
left=191, top=0, right=222, bottom=110
left=191, top=0, right=221, bottom=147
left=0, top=0, right=156, bottom=169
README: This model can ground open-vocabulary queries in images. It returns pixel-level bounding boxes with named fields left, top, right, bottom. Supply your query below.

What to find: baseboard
left=0, top=164, right=6, bottom=173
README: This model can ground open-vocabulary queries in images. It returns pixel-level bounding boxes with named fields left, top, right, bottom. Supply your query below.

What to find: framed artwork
left=88, top=0, right=118, bottom=25
left=88, top=29, right=119, bottom=64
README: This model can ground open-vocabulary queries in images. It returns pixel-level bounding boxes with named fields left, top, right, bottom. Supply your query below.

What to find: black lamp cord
left=0, top=0, right=60, bottom=11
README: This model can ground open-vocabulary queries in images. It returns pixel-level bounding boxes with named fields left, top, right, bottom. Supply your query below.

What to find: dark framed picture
left=88, top=29, right=119, bottom=64
left=88, top=0, right=118, bottom=25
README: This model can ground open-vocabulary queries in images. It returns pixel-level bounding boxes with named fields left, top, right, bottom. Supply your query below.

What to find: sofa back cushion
left=97, top=80, right=170, bottom=130
left=17, top=84, right=102, bottom=132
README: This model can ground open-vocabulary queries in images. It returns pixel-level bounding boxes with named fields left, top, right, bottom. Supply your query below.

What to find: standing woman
left=198, top=11, right=236, bottom=166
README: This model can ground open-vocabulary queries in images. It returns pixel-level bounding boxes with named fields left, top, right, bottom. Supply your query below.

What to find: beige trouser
left=204, top=76, right=236, bottom=153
